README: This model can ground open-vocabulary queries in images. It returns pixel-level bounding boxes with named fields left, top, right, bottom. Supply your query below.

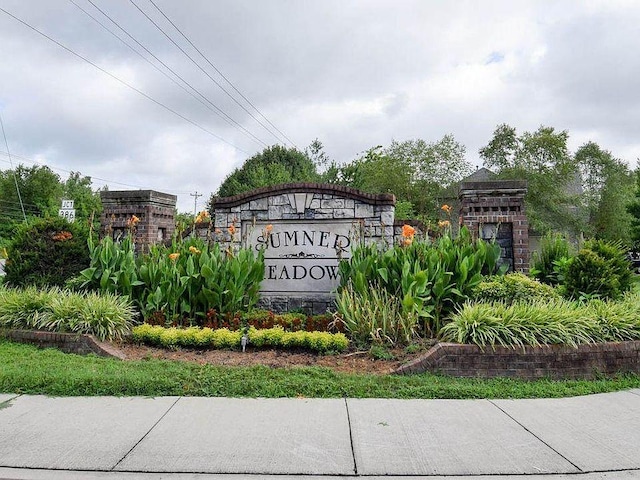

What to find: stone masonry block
left=380, top=210, right=394, bottom=226
left=249, top=198, right=268, bottom=210
left=321, top=199, right=344, bottom=209
left=355, top=204, right=374, bottom=218
left=333, top=208, right=354, bottom=219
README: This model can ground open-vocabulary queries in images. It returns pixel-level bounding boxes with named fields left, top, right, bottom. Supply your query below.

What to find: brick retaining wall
left=1, top=330, right=126, bottom=359
left=394, top=341, right=640, bottom=379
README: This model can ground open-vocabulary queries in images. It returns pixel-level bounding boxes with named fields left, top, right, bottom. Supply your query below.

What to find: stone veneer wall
left=212, top=183, right=395, bottom=313
left=459, top=180, right=529, bottom=273
left=100, top=190, right=176, bottom=253
left=394, top=341, right=640, bottom=379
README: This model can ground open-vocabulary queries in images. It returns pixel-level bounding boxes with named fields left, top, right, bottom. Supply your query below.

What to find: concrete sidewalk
left=1, top=391, right=639, bottom=479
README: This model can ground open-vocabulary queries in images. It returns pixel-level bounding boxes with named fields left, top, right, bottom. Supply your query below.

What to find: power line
left=73, top=0, right=268, bottom=149
left=148, top=0, right=298, bottom=149
left=129, top=0, right=287, bottom=147
left=0, top=5, right=250, bottom=155
left=0, top=151, right=191, bottom=194
left=0, top=113, right=27, bottom=222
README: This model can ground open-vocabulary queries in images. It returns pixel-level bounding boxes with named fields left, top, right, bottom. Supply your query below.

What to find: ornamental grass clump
left=0, top=286, right=135, bottom=340
left=440, top=299, right=598, bottom=348
left=335, top=281, right=417, bottom=346
left=441, top=293, right=640, bottom=348
left=530, top=232, right=572, bottom=286
left=0, top=286, right=57, bottom=329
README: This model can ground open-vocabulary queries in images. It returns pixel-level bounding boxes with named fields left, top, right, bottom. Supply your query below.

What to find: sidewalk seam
left=110, top=396, right=182, bottom=471
left=343, top=397, right=358, bottom=475
left=629, top=390, right=640, bottom=397
left=488, top=399, right=583, bottom=473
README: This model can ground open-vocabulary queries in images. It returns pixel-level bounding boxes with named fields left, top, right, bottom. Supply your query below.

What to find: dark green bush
left=472, top=273, right=559, bottom=304
left=564, top=239, right=633, bottom=300
left=5, top=217, right=90, bottom=288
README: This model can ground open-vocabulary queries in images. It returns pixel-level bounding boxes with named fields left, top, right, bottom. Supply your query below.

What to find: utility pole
left=190, top=191, right=203, bottom=217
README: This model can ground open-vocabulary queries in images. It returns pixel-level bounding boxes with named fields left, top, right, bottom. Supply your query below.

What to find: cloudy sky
left=1, top=0, right=639, bottom=213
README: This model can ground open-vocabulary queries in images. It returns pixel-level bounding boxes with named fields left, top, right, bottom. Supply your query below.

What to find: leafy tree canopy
left=211, top=145, right=320, bottom=202
left=324, top=135, right=471, bottom=220
left=0, top=165, right=102, bottom=247
left=480, top=124, right=581, bottom=236
left=626, top=168, right=640, bottom=249
left=575, top=142, right=634, bottom=243
left=480, top=124, right=634, bottom=243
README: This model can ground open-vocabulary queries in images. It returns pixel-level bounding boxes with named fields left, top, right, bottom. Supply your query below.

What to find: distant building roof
left=461, top=167, right=496, bottom=182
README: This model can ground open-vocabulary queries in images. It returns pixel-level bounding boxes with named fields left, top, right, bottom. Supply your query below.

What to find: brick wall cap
left=101, top=190, right=177, bottom=205
left=459, top=180, right=527, bottom=195
left=212, top=183, right=396, bottom=209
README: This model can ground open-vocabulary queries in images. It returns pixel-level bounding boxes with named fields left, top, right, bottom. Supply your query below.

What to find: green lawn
left=2, top=339, right=639, bottom=399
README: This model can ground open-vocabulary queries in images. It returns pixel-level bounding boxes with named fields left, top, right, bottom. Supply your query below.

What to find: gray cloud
left=0, top=0, right=639, bottom=211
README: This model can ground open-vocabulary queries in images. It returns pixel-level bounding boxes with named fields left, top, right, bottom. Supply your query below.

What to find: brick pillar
left=459, top=180, right=529, bottom=273
left=100, top=190, right=176, bottom=253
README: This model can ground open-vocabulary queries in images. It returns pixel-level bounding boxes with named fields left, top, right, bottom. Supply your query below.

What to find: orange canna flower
left=441, top=204, right=453, bottom=215
left=228, top=224, right=236, bottom=236
left=52, top=231, right=73, bottom=242
left=265, top=224, right=273, bottom=233
left=438, top=220, right=451, bottom=229
left=402, top=224, right=416, bottom=238
left=189, top=246, right=201, bottom=254
left=168, top=252, right=180, bottom=261
left=127, top=215, right=140, bottom=227
left=195, top=210, right=210, bottom=223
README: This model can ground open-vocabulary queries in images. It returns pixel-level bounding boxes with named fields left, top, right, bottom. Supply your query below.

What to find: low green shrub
left=5, top=217, right=90, bottom=288
left=472, top=273, right=559, bottom=304
left=564, top=239, right=633, bottom=300
left=0, top=286, right=135, bottom=340
left=441, top=293, right=640, bottom=348
left=131, top=324, right=349, bottom=353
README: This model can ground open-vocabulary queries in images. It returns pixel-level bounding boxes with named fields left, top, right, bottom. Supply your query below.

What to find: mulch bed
left=116, top=342, right=432, bottom=375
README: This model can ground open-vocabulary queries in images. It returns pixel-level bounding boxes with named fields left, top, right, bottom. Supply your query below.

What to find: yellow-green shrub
left=130, top=324, right=348, bottom=353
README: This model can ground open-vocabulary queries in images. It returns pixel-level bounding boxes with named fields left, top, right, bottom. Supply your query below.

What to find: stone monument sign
left=213, top=183, right=396, bottom=313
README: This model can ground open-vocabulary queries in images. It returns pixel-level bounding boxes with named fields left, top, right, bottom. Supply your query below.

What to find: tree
left=0, top=165, right=63, bottom=219
left=575, top=142, right=634, bottom=243
left=326, top=135, right=471, bottom=220
left=211, top=145, right=320, bottom=201
left=385, top=135, right=471, bottom=186
left=0, top=165, right=102, bottom=247
left=62, top=172, right=103, bottom=223
left=627, top=167, right=640, bottom=249
left=480, top=124, right=581, bottom=236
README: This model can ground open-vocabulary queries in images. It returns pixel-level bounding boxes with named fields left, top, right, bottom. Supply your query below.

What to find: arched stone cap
left=212, top=182, right=396, bottom=208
